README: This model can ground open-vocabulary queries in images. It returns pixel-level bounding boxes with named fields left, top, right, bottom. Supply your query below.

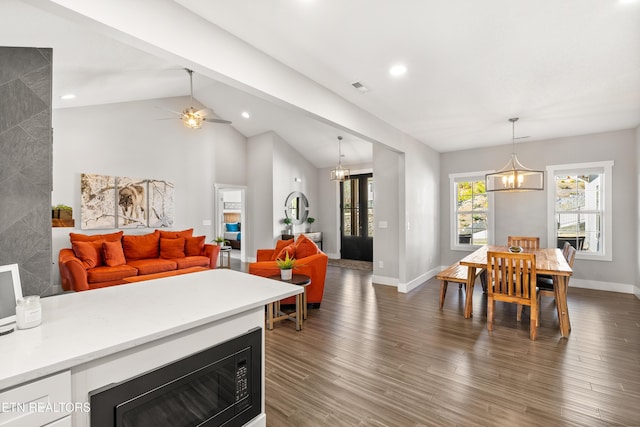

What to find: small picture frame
left=0, top=264, right=23, bottom=334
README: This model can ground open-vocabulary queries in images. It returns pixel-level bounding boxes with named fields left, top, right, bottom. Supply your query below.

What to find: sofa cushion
left=87, top=264, right=138, bottom=284
left=185, top=236, right=205, bottom=256
left=127, top=258, right=177, bottom=275
left=225, top=223, right=240, bottom=232
left=158, top=228, right=193, bottom=239
left=276, top=244, right=296, bottom=260
left=160, top=237, right=185, bottom=259
left=271, top=239, right=294, bottom=261
left=123, top=230, right=160, bottom=260
left=295, top=234, right=320, bottom=259
left=72, top=241, right=103, bottom=269
left=175, top=256, right=211, bottom=269
left=70, top=231, right=123, bottom=243
left=103, top=241, right=127, bottom=266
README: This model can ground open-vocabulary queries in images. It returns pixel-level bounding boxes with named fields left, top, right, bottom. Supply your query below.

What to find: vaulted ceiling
left=2, top=0, right=639, bottom=168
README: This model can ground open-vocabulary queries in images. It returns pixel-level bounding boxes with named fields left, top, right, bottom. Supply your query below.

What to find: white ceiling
left=2, top=0, right=639, bottom=168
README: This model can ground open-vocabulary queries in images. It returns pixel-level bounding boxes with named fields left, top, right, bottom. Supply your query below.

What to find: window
left=546, top=161, right=613, bottom=261
left=450, top=172, right=494, bottom=250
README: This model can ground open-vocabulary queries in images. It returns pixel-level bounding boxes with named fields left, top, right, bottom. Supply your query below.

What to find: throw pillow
left=122, top=230, right=160, bottom=260
left=158, top=228, right=194, bottom=239
left=72, top=241, right=103, bottom=269
left=295, top=234, right=320, bottom=259
left=70, top=230, right=123, bottom=243
left=185, top=236, right=206, bottom=256
left=225, top=223, right=240, bottom=232
left=102, top=240, right=126, bottom=266
left=276, top=244, right=296, bottom=261
left=160, top=237, right=186, bottom=259
left=271, top=239, right=294, bottom=261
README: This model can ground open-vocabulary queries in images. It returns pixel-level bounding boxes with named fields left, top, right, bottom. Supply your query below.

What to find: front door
left=340, top=173, right=373, bottom=261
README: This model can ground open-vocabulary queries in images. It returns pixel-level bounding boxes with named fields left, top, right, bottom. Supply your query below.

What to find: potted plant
left=283, top=217, right=293, bottom=234
left=306, top=216, right=315, bottom=232
left=276, top=252, right=296, bottom=280
left=214, top=236, right=229, bottom=247
left=52, top=204, right=73, bottom=220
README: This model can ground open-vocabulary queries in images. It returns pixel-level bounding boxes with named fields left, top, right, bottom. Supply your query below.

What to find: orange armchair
left=249, top=236, right=328, bottom=307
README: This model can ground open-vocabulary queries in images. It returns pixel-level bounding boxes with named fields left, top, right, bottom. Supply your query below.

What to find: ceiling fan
left=168, top=68, right=231, bottom=129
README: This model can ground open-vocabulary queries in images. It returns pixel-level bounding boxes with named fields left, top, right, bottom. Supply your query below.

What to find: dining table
left=459, top=245, right=574, bottom=338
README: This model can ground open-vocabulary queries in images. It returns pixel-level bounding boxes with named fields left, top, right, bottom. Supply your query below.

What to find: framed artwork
left=80, top=173, right=174, bottom=230
left=148, top=179, right=175, bottom=228
left=117, top=177, right=148, bottom=229
left=81, top=173, right=116, bottom=229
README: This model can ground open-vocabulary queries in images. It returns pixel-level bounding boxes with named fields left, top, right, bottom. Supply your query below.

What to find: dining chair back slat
left=487, top=251, right=539, bottom=340
left=507, top=236, right=540, bottom=249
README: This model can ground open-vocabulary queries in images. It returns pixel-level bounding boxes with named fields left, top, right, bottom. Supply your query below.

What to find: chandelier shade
left=485, top=118, right=544, bottom=192
left=330, top=136, right=350, bottom=182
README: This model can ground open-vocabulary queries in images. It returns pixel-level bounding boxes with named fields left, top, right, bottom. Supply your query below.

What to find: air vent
left=351, top=81, right=370, bottom=93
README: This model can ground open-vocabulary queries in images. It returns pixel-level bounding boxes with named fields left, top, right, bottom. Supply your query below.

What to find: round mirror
left=284, top=192, right=309, bottom=225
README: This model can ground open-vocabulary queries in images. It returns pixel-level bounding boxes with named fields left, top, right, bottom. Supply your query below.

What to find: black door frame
left=340, top=173, right=373, bottom=261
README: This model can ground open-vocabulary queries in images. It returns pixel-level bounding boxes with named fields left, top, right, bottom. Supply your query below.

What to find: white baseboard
left=372, top=275, right=398, bottom=287
left=397, top=267, right=441, bottom=293
left=569, top=278, right=634, bottom=294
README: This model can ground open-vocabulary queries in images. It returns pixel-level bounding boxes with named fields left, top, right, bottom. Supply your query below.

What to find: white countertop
left=0, top=269, right=301, bottom=391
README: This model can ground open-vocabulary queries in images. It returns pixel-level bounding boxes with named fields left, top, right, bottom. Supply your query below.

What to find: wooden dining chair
left=538, top=244, right=577, bottom=301
left=486, top=251, right=539, bottom=340
left=507, top=236, right=540, bottom=249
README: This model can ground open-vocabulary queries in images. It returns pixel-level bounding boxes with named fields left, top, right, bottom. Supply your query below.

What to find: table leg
left=464, top=266, right=477, bottom=318
left=302, top=287, right=308, bottom=320
left=295, top=293, right=303, bottom=331
left=267, top=303, right=274, bottom=330
left=554, top=275, right=571, bottom=338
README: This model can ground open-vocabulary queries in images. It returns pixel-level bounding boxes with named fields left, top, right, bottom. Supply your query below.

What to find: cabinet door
left=0, top=371, right=71, bottom=427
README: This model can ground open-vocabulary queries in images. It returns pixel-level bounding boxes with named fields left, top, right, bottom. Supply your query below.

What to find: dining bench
left=436, top=262, right=485, bottom=309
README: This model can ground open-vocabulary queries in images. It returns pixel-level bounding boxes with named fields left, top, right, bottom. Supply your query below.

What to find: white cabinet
left=0, top=371, right=71, bottom=427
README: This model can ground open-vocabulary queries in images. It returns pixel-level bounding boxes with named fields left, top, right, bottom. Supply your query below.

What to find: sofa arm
left=256, top=249, right=275, bottom=262
left=59, top=248, right=90, bottom=292
left=203, top=244, right=221, bottom=269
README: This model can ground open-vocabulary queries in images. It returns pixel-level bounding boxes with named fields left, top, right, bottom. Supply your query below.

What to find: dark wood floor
left=235, top=260, right=640, bottom=426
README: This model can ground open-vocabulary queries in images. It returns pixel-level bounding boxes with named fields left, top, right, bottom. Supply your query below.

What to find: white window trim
left=450, top=171, right=495, bottom=251
left=546, top=161, right=613, bottom=261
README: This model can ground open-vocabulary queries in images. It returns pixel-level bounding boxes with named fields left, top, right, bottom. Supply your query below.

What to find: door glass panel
left=367, top=177, right=374, bottom=237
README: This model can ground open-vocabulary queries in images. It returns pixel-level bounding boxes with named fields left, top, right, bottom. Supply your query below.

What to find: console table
left=281, top=231, right=322, bottom=250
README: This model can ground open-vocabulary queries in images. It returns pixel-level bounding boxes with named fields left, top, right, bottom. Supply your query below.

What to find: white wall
left=246, top=131, right=319, bottom=260
left=636, top=125, right=640, bottom=299
left=51, top=97, right=247, bottom=290
left=440, top=128, right=637, bottom=293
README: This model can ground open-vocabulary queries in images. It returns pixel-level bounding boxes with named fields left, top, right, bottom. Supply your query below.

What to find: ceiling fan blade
left=195, top=108, right=212, bottom=116
left=204, top=118, right=232, bottom=124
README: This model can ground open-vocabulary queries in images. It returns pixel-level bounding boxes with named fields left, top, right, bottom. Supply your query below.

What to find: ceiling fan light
left=182, top=107, right=204, bottom=129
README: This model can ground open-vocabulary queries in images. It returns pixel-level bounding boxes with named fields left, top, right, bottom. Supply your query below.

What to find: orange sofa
left=59, top=229, right=221, bottom=292
left=248, top=235, right=328, bottom=307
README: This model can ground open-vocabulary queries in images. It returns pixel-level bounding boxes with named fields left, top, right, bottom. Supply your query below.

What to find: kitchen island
left=0, top=269, right=301, bottom=426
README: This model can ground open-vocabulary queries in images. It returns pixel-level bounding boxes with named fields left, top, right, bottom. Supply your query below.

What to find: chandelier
left=330, top=136, right=350, bottom=182
left=485, top=118, right=544, bottom=192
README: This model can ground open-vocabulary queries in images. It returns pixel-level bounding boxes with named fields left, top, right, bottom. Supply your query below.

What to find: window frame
left=546, top=161, right=613, bottom=261
left=450, top=171, right=495, bottom=251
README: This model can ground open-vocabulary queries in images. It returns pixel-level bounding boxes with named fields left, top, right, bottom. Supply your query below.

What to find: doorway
left=214, top=184, right=246, bottom=262
left=340, top=173, right=373, bottom=261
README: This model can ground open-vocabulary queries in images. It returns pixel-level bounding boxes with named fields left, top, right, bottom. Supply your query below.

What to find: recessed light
left=389, top=64, right=407, bottom=76
left=241, top=111, right=250, bottom=119
left=60, top=94, right=76, bottom=100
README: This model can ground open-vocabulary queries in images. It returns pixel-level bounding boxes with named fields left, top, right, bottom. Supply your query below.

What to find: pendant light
left=330, top=136, right=350, bottom=182
left=485, top=118, right=544, bottom=192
